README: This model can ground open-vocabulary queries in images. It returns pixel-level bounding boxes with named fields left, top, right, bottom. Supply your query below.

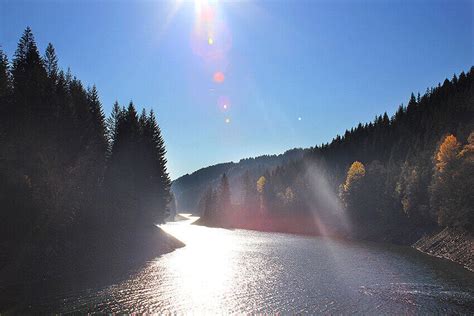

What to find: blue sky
left=1, top=0, right=472, bottom=179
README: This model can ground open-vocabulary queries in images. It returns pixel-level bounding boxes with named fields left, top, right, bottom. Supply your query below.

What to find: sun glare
left=194, top=0, right=218, bottom=17
left=187, top=0, right=234, bottom=124
left=159, top=216, right=235, bottom=311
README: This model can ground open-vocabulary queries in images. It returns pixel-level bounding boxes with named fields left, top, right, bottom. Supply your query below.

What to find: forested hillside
left=171, top=148, right=306, bottom=213
left=0, top=28, right=177, bottom=279
left=196, top=68, right=474, bottom=243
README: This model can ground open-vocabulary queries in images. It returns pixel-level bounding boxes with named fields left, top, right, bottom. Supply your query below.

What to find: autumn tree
left=430, top=135, right=461, bottom=226
left=430, top=133, right=474, bottom=228
left=256, top=175, right=266, bottom=194
left=340, top=161, right=366, bottom=220
left=256, top=175, right=267, bottom=212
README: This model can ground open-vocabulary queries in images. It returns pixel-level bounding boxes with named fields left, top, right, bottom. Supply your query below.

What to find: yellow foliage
left=435, top=134, right=460, bottom=173
left=343, top=161, right=365, bottom=191
left=432, top=132, right=473, bottom=227
left=256, top=176, right=266, bottom=194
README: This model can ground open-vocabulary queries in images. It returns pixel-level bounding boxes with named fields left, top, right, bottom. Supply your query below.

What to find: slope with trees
left=0, top=28, right=180, bottom=284
left=194, top=67, right=474, bottom=247
left=171, top=148, right=307, bottom=214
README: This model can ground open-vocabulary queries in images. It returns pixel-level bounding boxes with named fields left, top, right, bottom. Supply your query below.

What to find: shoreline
left=195, top=216, right=474, bottom=273
left=413, top=227, right=474, bottom=273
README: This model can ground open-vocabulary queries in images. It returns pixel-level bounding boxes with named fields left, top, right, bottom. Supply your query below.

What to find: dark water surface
left=5, top=216, right=474, bottom=314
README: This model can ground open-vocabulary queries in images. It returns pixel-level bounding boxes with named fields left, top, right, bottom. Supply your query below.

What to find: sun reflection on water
left=159, top=215, right=237, bottom=312
left=30, top=215, right=474, bottom=314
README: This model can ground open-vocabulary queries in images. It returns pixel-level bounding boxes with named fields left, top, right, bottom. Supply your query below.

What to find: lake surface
left=9, top=216, right=474, bottom=314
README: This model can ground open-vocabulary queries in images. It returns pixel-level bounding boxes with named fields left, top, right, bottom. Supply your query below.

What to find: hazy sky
left=1, top=0, right=472, bottom=179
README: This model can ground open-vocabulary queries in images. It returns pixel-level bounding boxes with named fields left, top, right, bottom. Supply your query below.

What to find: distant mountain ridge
left=171, top=148, right=307, bottom=213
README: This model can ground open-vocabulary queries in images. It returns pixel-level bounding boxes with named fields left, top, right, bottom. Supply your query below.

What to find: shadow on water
left=0, top=226, right=184, bottom=314
left=2, top=218, right=473, bottom=314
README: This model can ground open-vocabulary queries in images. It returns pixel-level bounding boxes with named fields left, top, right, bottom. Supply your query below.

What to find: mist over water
left=15, top=216, right=474, bottom=314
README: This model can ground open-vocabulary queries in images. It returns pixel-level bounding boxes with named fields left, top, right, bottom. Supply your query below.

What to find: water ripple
left=13, top=218, right=474, bottom=314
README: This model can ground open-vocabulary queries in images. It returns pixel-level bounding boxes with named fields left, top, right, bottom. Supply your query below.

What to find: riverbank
left=194, top=213, right=417, bottom=245
left=193, top=213, right=337, bottom=237
left=3, top=218, right=474, bottom=313
left=196, top=214, right=473, bottom=273
left=413, top=227, right=474, bottom=272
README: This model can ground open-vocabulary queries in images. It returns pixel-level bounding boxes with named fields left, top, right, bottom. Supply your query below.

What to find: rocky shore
left=413, top=227, right=474, bottom=272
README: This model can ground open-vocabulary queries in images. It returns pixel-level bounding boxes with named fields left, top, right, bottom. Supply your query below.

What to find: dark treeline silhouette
left=195, top=68, right=474, bottom=243
left=0, top=28, right=175, bottom=280
left=172, top=148, right=307, bottom=213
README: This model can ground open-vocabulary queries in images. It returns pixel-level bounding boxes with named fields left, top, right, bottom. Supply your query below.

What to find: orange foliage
left=435, top=134, right=460, bottom=173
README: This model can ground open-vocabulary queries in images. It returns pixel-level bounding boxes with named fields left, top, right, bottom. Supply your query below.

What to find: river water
left=12, top=216, right=474, bottom=314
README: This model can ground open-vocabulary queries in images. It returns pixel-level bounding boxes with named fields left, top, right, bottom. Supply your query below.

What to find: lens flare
left=201, top=5, right=215, bottom=22
left=213, top=71, right=225, bottom=83
left=225, top=118, right=231, bottom=124
left=217, top=95, right=230, bottom=111
left=190, top=21, right=232, bottom=61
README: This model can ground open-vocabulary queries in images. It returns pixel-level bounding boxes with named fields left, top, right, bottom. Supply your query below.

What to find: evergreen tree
left=168, top=192, right=177, bottom=220
left=218, top=173, right=231, bottom=213
left=87, top=85, right=108, bottom=159
left=105, top=103, right=171, bottom=226
left=12, top=27, right=47, bottom=118
left=396, top=159, right=432, bottom=226
left=0, top=49, right=11, bottom=101
left=241, top=170, right=256, bottom=212
left=0, top=49, right=11, bottom=146
left=43, top=43, right=58, bottom=81
left=0, top=28, right=175, bottom=275
left=105, top=102, right=140, bottom=225
left=199, top=186, right=217, bottom=219
left=148, top=109, right=172, bottom=223
left=457, top=132, right=474, bottom=228
left=84, top=85, right=108, bottom=190
left=106, top=101, right=121, bottom=157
